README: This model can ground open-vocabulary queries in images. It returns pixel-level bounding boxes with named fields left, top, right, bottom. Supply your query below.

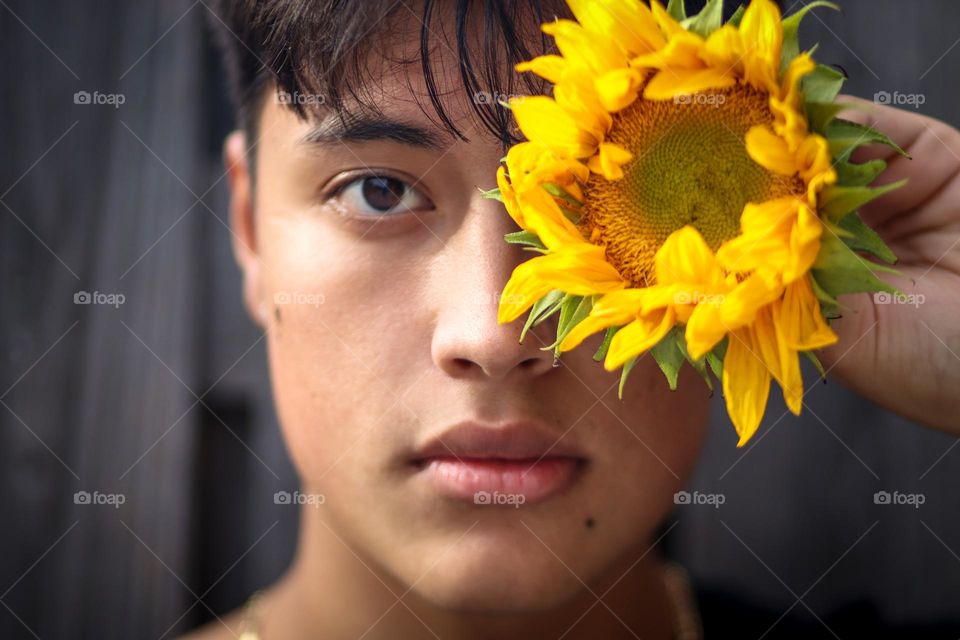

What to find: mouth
left=409, top=420, right=588, bottom=505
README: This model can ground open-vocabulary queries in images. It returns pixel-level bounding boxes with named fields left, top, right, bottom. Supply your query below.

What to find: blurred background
left=1, top=1, right=958, bottom=638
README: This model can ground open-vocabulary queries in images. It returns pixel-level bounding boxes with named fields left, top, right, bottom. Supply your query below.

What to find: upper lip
left=411, top=420, right=585, bottom=462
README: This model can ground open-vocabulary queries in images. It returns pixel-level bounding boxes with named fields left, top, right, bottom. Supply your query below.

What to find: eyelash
left=325, top=171, right=435, bottom=222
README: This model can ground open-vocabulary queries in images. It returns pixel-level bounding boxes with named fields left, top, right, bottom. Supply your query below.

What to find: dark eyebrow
left=299, top=115, right=451, bottom=150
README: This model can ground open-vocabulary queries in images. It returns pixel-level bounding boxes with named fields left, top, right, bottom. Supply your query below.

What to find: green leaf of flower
left=651, top=329, right=685, bottom=391
left=618, top=356, right=640, bottom=399
left=781, top=1, right=839, bottom=71
left=837, top=211, right=897, bottom=264
left=593, top=325, right=620, bottom=362
left=834, top=158, right=887, bottom=187
left=825, top=118, right=910, bottom=161
left=686, top=0, right=723, bottom=38
left=726, top=4, right=745, bottom=27
left=812, top=232, right=901, bottom=299
left=520, top=289, right=564, bottom=343
left=667, top=0, right=687, bottom=21
left=820, top=179, right=907, bottom=224
left=802, top=64, right=846, bottom=103
left=504, top=229, right=546, bottom=250
left=479, top=186, right=503, bottom=202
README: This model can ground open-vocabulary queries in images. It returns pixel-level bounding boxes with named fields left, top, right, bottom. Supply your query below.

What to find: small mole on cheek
left=585, top=517, right=595, bottom=530
left=274, top=306, right=282, bottom=324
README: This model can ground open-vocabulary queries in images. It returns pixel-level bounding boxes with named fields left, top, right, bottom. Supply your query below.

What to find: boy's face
left=225, top=42, right=710, bottom=611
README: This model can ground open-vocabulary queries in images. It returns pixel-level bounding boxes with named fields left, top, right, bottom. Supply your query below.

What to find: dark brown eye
left=338, top=175, right=433, bottom=216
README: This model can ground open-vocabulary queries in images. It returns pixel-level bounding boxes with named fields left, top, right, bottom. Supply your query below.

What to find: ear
left=224, top=130, right=267, bottom=327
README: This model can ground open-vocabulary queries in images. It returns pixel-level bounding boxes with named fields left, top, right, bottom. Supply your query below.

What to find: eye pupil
left=362, top=176, right=407, bottom=211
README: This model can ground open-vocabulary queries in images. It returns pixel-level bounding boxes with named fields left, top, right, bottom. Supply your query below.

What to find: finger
left=834, top=95, right=960, bottom=228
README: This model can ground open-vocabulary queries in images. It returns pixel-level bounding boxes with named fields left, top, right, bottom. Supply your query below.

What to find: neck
left=259, top=504, right=675, bottom=640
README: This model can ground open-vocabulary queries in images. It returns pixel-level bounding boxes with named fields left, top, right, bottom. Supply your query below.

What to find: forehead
left=264, top=0, right=568, bottom=145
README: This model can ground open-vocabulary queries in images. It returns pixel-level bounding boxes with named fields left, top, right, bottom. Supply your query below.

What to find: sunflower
left=485, top=0, right=907, bottom=446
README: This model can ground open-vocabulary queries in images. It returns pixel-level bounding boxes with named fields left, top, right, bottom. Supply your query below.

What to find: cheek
left=258, top=214, right=428, bottom=482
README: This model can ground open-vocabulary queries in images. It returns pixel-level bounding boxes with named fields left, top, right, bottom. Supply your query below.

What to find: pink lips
left=410, top=421, right=586, bottom=505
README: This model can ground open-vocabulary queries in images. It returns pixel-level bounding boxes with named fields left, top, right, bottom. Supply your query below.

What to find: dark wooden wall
left=0, top=1, right=957, bottom=638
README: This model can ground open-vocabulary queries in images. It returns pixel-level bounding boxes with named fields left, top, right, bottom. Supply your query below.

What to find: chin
left=401, top=534, right=592, bottom=612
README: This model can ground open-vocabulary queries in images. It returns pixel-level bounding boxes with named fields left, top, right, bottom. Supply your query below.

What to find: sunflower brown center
left=580, top=81, right=805, bottom=287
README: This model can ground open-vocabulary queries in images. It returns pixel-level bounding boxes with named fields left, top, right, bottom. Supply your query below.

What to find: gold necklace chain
left=237, top=562, right=702, bottom=639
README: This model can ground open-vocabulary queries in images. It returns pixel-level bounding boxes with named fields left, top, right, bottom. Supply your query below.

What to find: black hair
left=207, top=0, right=572, bottom=150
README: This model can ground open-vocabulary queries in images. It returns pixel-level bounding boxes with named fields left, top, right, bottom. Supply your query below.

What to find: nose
left=430, top=197, right=558, bottom=381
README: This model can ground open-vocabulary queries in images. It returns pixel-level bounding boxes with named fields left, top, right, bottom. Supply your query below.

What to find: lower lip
left=414, top=456, right=584, bottom=505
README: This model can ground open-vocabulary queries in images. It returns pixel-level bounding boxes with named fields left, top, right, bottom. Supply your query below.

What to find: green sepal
left=825, top=118, right=910, bottom=161
left=834, top=158, right=887, bottom=186
left=520, top=289, right=564, bottom=343
left=685, top=0, right=723, bottom=38
left=810, top=275, right=841, bottom=319
left=802, top=64, right=846, bottom=103
left=667, top=0, right=687, bottom=21
left=836, top=211, right=897, bottom=264
left=542, top=182, right=583, bottom=208
left=479, top=186, right=503, bottom=202
left=805, top=101, right=846, bottom=134
left=802, top=349, right=827, bottom=381
left=811, top=232, right=901, bottom=299
left=593, top=325, right=619, bottom=362
left=706, top=337, right=728, bottom=381
left=820, top=179, right=907, bottom=224
left=544, top=294, right=594, bottom=357
left=781, top=1, right=840, bottom=71
left=504, top=229, right=546, bottom=250
left=618, top=355, right=640, bottom=399
left=727, top=4, right=746, bottom=26
left=651, top=329, right=686, bottom=391
left=674, top=329, right=714, bottom=392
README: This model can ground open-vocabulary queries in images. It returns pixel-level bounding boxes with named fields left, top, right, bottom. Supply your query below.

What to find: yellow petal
left=587, top=142, right=634, bottom=180
left=568, top=0, right=665, bottom=56
left=604, top=307, right=676, bottom=370
left=684, top=300, right=729, bottom=360
left=515, top=55, right=568, bottom=84
left=510, top=96, right=598, bottom=158
left=648, top=0, right=686, bottom=38
left=780, top=277, right=839, bottom=351
left=770, top=299, right=804, bottom=415
left=515, top=186, right=584, bottom=250
left=723, top=326, right=772, bottom=447
left=745, top=125, right=797, bottom=176
left=654, top=226, right=724, bottom=287
left=595, top=68, right=643, bottom=112
left=643, top=68, right=737, bottom=100
left=498, top=257, right=557, bottom=323
left=558, top=288, right=646, bottom=352
left=720, top=271, right=783, bottom=328
left=496, top=166, right=524, bottom=229
left=739, top=0, right=783, bottom=91
left=542, top=19, right=627, bottom=75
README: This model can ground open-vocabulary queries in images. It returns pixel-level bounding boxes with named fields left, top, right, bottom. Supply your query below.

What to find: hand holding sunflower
left=485, top=0, right=952, bottom=445
left=814, top=97, right=960, bottom=434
